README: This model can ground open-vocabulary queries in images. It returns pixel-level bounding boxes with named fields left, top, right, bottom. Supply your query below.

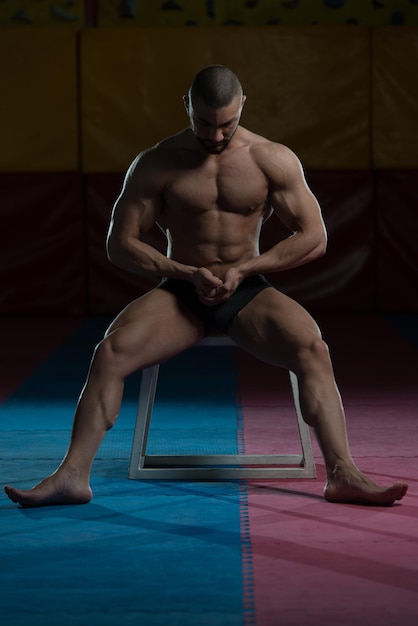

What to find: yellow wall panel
left=236, top=26, right=370, bottom=170
left=81, top=26, right=370, bottom=172
left=373, top=27, right=418, bottom=168
left=0, top=29, right=78, bottom=171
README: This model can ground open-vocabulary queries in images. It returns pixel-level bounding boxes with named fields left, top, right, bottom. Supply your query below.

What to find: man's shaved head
left=188, top=65, right=244, bottom=108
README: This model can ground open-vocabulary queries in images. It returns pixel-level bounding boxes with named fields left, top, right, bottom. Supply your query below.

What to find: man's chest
left=164, top=155, right=268, bottom=214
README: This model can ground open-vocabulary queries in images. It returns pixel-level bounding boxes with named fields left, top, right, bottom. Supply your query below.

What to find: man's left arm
left=235, top=143, right=327, bottom=281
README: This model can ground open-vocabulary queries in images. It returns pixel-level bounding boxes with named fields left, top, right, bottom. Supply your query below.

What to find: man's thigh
left=103, top=288, right=205, bottom=371
left=228, top=287, right=322, bottom=369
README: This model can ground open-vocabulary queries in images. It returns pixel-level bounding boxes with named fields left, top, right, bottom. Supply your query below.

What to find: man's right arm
left=107, top=150, right=227, bottom=300
left=106, top=151, right=198, bottom=282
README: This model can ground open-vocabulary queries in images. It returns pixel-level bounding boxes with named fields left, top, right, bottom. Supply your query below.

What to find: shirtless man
left=5, top=65, right=407, bottom=507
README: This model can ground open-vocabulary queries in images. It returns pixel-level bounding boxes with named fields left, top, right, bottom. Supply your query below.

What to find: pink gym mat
left=237, top=316, right=418, bottom=626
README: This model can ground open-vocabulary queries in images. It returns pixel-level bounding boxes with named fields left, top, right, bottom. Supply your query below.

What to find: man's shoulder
left=238, top=129, right=303, bottom=185
left=244, top=131, right=299, bottom=168
left=242, top=129, right=290, bottom=156
left=133, top=129, right=190, bottom=166
left=124, top=129, right=192, bottom=190
left=150, top=128, right=191, bottom=154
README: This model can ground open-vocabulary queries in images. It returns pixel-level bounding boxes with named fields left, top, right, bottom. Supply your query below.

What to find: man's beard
left=197, top=137, right=231, bottom=154
left=195, top=127, right=237, bottom=154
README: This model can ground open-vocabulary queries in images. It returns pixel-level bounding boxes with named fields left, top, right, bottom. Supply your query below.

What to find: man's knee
left=93, top=332, right=130, bottom=374
left=294, top=337, right=331, bottom=373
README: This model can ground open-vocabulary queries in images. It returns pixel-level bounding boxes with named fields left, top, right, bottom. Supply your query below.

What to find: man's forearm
left=107, top=237, right=197, bottom=282
left=239, top=230, right=327, bottom=278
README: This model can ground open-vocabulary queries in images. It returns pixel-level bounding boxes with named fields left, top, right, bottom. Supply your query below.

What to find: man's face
left=185, top=95, right=246, bottom=154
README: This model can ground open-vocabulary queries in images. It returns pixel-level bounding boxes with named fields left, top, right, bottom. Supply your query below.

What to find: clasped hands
left=193, top=267, right=242, bottom=306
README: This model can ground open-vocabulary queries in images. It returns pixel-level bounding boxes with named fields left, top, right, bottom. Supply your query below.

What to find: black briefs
left=157, top=274, right=272, bottom=336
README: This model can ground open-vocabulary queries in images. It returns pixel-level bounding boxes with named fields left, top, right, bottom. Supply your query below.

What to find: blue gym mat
left=0, top=319, right=254, bottom=626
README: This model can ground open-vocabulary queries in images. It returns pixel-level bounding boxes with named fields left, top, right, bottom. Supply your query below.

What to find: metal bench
left=129, top=337, right=316, bottom=480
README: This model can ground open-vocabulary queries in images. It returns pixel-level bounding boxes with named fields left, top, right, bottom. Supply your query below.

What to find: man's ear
left=241, top=94, right=247, bottom=107
left=183, top=95, right=190, bottom=111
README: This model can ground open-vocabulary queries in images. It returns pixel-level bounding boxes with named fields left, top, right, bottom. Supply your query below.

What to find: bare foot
left=324, top=464, right=408, bottom=506
left=4, top=466, right=92, bottom=508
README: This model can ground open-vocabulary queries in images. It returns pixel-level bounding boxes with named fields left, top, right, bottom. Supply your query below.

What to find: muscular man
left=5, top=66, right=407, bottom=507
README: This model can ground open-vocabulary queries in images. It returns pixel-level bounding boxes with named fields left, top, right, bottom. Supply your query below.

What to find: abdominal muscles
left=166, top=207, right=263, bottom=275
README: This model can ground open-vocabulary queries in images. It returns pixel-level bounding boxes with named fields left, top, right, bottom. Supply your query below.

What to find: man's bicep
left=108, top=199, right=160, bottom=257
left=269, top=152, right=323, bottom=233
left=110, top=160, right=163, bottom=238
left=270, top=183, right=321, bottom=234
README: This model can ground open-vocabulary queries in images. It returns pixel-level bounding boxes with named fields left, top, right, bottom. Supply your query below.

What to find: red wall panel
left=377, top=171, right=418, bottom=311
left=0, top=173, right=85, bottom=316
left=1, top=171, right=414, bottom=317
